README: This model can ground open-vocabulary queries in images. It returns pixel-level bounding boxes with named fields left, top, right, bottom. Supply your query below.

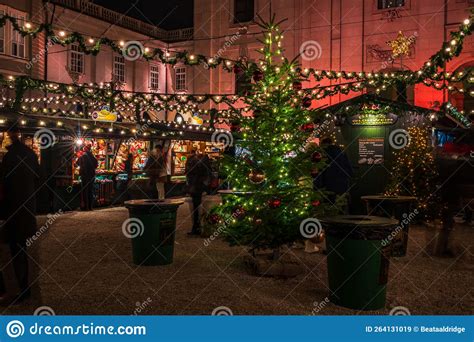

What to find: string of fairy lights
left=0, top=10, right=472, bottom=133
left=0, top=11, right=472, bottom=86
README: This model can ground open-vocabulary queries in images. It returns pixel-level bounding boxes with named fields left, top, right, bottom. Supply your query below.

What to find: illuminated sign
left=349, top=113, right=397, bottom=126
left=92, top=106, right=118, bottom=123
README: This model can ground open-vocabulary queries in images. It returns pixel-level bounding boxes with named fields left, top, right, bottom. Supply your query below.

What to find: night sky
left=92, top=0, right=194, bottom=30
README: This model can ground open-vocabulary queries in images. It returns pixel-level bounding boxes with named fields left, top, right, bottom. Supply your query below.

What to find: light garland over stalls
left=0, top=111, right=233, bottom=138
left=0, top=10, right=473, bottom=89
left=0, top=11, right=472, bottom=128
left=0, top=75, right=242, bottom=107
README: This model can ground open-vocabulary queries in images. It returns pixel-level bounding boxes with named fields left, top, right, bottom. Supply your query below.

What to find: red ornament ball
left=249, top=170, right=266, bottom=184
left=268, top=198, right=282, bottom=209
left=293, top=81, right=303, bottom=91
left=311, top=200, right=321, bottom=207
left=234, top=206, right=246, bottom=219
left=300, top=123, right=315, bottom=132
left=310, top=168, right=319, bottom=178
left=302, top=97, right=312, bottom=108
left=230, top=122, right=241, bottom=132
left=253, top=70, right=264, bottom=82
left=208, top=214, right=221, bottom=225
left=311, top=151, right=322, bottom=163
left=233, top=65, right=243, bottom=74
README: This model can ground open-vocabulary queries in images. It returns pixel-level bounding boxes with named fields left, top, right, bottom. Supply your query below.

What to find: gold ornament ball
left=249, top=170, right=266, bottom=184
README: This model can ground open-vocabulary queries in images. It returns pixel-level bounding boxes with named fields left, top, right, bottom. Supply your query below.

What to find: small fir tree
left=385, top=125, right=440, bottom=220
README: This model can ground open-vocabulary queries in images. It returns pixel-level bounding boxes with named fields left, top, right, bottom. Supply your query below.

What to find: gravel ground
left=2, top=199, right=473, bottom=316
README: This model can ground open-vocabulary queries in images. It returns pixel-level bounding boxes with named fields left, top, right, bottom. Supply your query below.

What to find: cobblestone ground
left=2, top=198, right=473, bottom=315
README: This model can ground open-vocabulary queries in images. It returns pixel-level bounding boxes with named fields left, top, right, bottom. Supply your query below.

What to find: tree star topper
left=387, top=31, right=417, bottom=58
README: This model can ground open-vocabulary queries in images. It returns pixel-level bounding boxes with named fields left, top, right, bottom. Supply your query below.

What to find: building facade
left=0, top=0, right=473, bottom=116
left=0, top=0, right=195, bottom=121
left=192, top=0, right=473, bottom=112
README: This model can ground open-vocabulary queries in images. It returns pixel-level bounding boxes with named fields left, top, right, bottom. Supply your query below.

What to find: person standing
left=123, top=153, right=134, bottom=200
left=0, top=125, right=40, bottom=304
left=315, top=137, right=353, bottom=209
left=77, top=145, right=98, bottom=211
left=144, top=145, right=166, bottom=200
left=185, top=151, right=211, bottom=235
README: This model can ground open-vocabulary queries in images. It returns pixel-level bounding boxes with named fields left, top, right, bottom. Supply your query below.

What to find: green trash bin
left=125, top=199, right=184, bottom=266
left=362, top=195, right=417, bottom=257
left=322, top=215, right=398, bottom=310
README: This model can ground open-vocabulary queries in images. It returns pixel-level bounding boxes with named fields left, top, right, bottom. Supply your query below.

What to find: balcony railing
left=49, top=0, right=194, bottom=42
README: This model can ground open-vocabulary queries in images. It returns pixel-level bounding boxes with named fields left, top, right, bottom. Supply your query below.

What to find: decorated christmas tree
left=210, top=16, right=342, bottom=254
left=385, top=125, right=440, bottom=219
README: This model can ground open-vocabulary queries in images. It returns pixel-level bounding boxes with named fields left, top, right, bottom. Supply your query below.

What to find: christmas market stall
left=319, top=94, right=437, bottom=214
left=0, top=108, right=226, bottom=213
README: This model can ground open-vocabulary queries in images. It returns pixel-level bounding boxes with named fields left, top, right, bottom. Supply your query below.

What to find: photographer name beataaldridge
left=420, top=326, right=465, bottom=334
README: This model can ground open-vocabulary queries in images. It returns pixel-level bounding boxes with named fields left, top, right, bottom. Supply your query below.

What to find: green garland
left=0, top=9, right=473, bottom=88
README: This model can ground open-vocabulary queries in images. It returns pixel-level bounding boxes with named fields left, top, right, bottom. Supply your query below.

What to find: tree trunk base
left=243, top=252, right=304, bottom=278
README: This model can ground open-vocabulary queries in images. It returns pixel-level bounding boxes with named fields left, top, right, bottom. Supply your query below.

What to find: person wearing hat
left=0, top=124, right=40, bottom=304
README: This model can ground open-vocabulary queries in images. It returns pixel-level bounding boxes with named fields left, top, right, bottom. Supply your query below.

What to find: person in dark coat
left=185, top=151, right=211, bottom=235
left=77, top=145, right=98, bottom=211
left=144, top=146, right=166, bottom=200
left=315, top=137, right=353, bottom=207
left=122, top=153, right=134, bottom=200
left=0, top=126, right=40, bottom=304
